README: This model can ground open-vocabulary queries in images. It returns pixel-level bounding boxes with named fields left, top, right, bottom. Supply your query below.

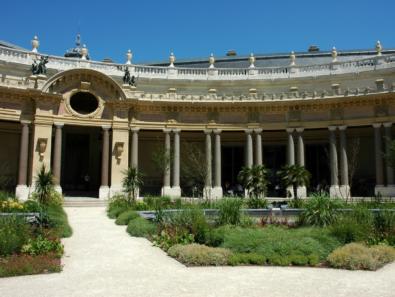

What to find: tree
left=34, top=164, right=55, bottom=205
left=122, top=167, right=143, bottom=205
left=237, top=165, right=269, bottom=199
left=277, top=164, right=311, bottom=199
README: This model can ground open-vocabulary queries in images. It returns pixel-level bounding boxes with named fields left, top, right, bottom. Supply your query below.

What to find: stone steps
left=64, top=198, right=107, bottom=208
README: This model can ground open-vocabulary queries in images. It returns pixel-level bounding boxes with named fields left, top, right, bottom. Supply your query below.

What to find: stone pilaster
left=329, top=126, right=340, bottom=197
left=130, top=128, right=139, bottom=169
left=339, top=126, right=350, bottom=198
left=110, top=126, right=129, bottom=197
left=254, top=129, right=263, bottom=166
left=15, top=121, right=31, bottom=200
left=245, top=129, right=253, bottom=168
left=161, top=129, right=172, bottom=196
left=296, top=127, right=306, bottom=198
left=171, top=129, right=181, bottom=197
left=99, top=126, right=110, bottom=199
left=204, top=130, right=213, bottom=199
left=53, top=122, right=63, bottom=194
left=212, top=129, right=223, bottom=199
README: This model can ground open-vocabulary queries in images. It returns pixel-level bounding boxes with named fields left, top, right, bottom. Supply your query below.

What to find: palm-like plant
left=237, top=165, right=269, bottom=198
left=122, top=167, right=143, bottom=205
left=277, top=164, right=311, bottom=199
left=34, top=164, right=55, bottom=205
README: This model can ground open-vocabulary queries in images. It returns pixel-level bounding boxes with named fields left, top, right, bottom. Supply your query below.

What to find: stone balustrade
left=1, top=45, right=395, bottom=82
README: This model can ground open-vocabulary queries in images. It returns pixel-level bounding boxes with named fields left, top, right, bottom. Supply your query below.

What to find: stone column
left=286, top=128, right=295, bottom=165
left=99, top=126, right=110, bottom=199
left=204, top=130, right=212, bottom=199
left=15, top=121, right=30, bottom=200
left=329, top=126, right=340, bottom=197
left=373, top=124, right=385, bottom=195
left=171, top=129, right=181, bottom=197
left=161, top=129, right=172, bottom=196
left=245, top=129, right=253, bottom=168
left=254, top=129, right=263, bottom=166
left=130, top=128, right=139, bottom=169
left=339, top=126, right=350, bottom=198
left=296, top=127, right=307, bottom=198
left=212, top=129, right=223, bottom=198
left=53, top=122, right=63, bottom=193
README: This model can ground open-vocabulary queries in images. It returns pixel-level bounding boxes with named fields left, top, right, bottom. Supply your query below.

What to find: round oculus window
left=69, top=92, right=99, bottom=115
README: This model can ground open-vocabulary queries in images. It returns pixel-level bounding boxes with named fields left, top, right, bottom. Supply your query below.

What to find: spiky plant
left=237, top=165, right=269, bottom=199
left=122, top=167, right=143, bottom=205
left=278, top=164, right=311, bottom=199
left=34, top=164, right=55, bottom=206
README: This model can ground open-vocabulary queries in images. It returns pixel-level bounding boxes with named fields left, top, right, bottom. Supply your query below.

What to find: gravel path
left=1, top=207, right=394, bottom=297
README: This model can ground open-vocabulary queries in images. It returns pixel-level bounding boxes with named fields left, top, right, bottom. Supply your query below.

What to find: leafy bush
left=0, top=216, right=30, bottom=256
left=245, top=197, right=268, bottom=209
left=373, top=210, right=395, bottom=245
left=45, top=204, right=72, bottom=238
left=327, top=243, right=395, bottom=270
left=301, top=193, right=343, bottom=227
left=330, top=207, right=374, bottom=244
left=115, top=210, right=139, bottom=225
left=0, top=198, right=24, bottom=212
left=221, top=226, right=340, bottom=265
left=108, top=206, right=129, bottom=219
left=153, top=230, right=194, bottom=251
left=21, top=235, right=63, bottom=257
left=108, top=194, right=129, bottom=212
left=168, top=244, right=232, bottom=266
left=126, top=217, right=157, bottom=238
left=23, top=200, right=41, bottom=212
left=143, top=195, right=172, bottom=210
left=228, top=253, right=266, bottom=266
left=205, top=225, right=234, bottom=247
left=217, top=198, right=243, bottom=225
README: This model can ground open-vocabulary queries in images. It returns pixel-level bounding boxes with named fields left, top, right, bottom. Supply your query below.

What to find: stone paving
left=1, top=207, right=395, bottom=297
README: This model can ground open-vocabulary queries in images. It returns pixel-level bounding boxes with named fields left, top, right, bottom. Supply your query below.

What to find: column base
left=161, top=186, right=181, bottom=197
left=375, top=185, right=395, bottom=197
left=99, top=186, right=110, bottom=200
left=54, top=185, right=62, bottom=194
left=334, top=185, right=351, bottom=199
left=15, top=185, right=30, bottom=201
left=296, top=186, right=307, bottom=198
left=211, top=187, right=223, bottom=199
left=329, top=185, right=341, bottom=198
left=203, top=187, right=212, bottom=199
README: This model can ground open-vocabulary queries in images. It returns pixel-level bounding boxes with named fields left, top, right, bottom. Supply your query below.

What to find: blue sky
left=1, top=0, right=395, bottom=63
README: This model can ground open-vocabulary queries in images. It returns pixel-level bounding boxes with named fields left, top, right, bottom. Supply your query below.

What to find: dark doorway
left=263, top=145, right=286, bottom=197
left=222, top=146, right=244, bottom=196
left=61, top=127, right=102, bottom=197
left=305, top=144, right=330, bottom=193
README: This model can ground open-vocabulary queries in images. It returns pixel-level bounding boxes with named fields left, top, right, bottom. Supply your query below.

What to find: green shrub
left=108, top=206, right=129, bottom=219
left=330, top=213, right=374, bottom=244
left=45, top=204, right=72, bottom=238
left=168, top=244, right=232, bottom=266
left=0, top=216, right=30, bottom=256
left=327, top=243, right=395, bottom=270
left=126, top=217, right=157, bottom=238
left=222, top=226, right=340, bottom=264
left=217, top=198, right=243, bottom=225
left=228, top=253, right=266, bottom=266
left=245, top=197, right=268, bottom=209
left=301, top=193, right=343, bottom=227
left=115, top=210, right=139, bottom=225
left=373, top=210, right=395, bottom=245
left=143, top=195, right=172, bottom=210
left=205, top=225, right=234, bottom=247
left=153, top=230, right=194, bottom=251
left=108, top=194, right=129, bottom=213
left=21, top=235, right=63, bottom=257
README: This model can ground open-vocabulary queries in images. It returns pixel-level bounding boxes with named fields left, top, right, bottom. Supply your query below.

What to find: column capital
left=328, top=126, right=337, bottom=131
left=372, top=123, right=383, bottom=128
left=204, top=129, right=212, bottom=134
left=213, top=129, right=222, bottom=135
left=295, top=127, right=304, bottom=133
left=130, top=127, right=140, bottom=132
left=254, top=128, right=263, bottom=133
left=245, top=129, right=253, bottom=134
left=163, top=128, right=171, bottom=133
left=54, top=122, right=64, bottom=128
left=20, top=120, right=31, bottom=125
left=338, top=125, right=347, bottom=131
left=102, top=125, right=111, bottom=130
left=172, top=128, right=181, bottom=134
left=383, top=122, right=393, bottom=128
left=286, top=127, right=295, bottom=133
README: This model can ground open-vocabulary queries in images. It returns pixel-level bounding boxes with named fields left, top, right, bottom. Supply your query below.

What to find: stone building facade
left=0, top=38, right=394, bottom=200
